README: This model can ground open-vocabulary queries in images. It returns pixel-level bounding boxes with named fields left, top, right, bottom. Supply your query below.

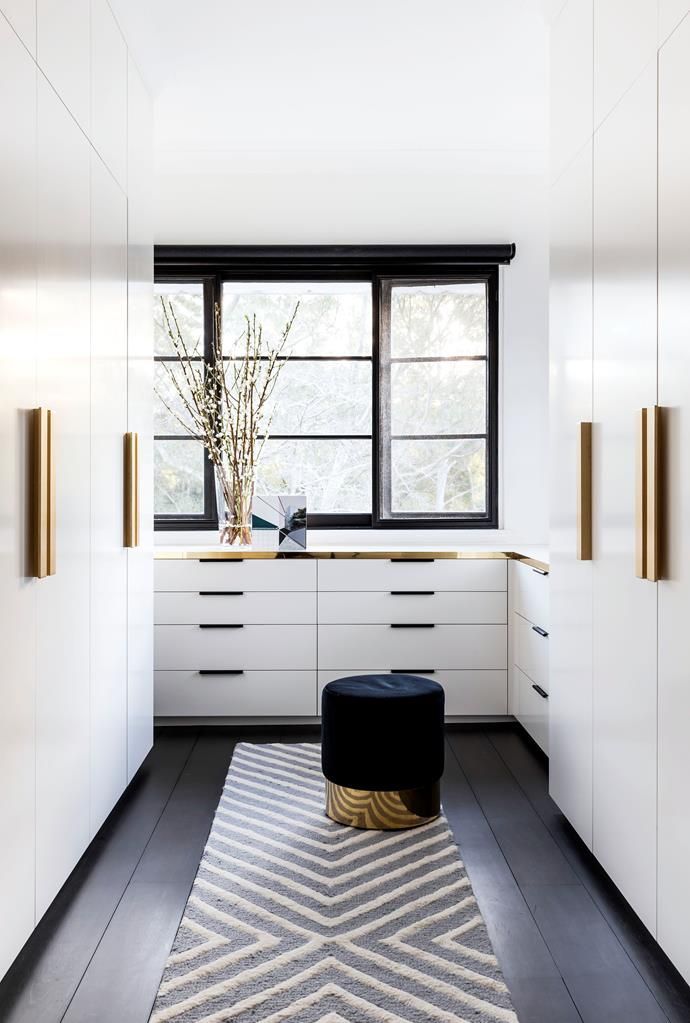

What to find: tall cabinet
left=550, top=0, right=690, bottom=982
left=0, top=0, right=153, bottom=980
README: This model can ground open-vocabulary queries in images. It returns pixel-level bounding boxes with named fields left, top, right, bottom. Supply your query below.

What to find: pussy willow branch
left=155, top=297, right=299, bottom=508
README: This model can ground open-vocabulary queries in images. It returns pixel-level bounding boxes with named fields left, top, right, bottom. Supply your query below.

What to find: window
left=154, top=246, right=509, bottom=530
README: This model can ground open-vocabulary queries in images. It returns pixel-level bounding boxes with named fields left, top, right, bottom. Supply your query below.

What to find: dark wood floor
left=1, top=725, right=688, bottom=1023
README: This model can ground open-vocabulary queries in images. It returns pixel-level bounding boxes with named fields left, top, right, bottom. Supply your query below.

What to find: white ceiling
left=112, top=0, right=548, bottom=162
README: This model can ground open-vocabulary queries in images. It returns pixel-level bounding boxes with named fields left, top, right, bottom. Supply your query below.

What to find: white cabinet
left=91, top=0, right=127, bottom=187
left=155, top=625, right=317, bottom=671
left=0, top=15, right=37, bottom=980
left=35, top=76, right=92, bottom=919
left=317, top=670, right=507, bottom=717
left=37, top=0, right=90, bottom=133
left=591, top=61, right=658, bottom=933
left=156, top=590, right=317, bottom=625
left=156, top=671, right=317, bottom=717
left=318, top=590, right=506, bottom=626
left=155, top=557, right=317, bottom=592
left=657, top=14, right=690, bottom=982
left=548, top=140, right=594, bottom=846
left=1, top=0, right=36, bottom=53
left=550, top=0, right=593, bottom=182
left=659, top=0, right=690, bottom=43
left=318, top=624, right=507, bottom=671
left=594, top=0, right=657, bottom=128
left=126, top=56, right=154, bottom=781
left=90, top=152, right=128, bottom=834
left=317, top=558, right=506, bottom=592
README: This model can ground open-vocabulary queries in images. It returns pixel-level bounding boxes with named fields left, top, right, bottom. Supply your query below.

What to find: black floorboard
left=0, top=723, right=688, bottom=1023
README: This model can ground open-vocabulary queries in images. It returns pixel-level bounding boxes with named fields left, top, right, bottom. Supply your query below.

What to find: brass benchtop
left=154, top=547, right=549, bottom=572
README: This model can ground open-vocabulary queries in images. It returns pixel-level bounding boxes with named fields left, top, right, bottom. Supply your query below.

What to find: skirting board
left=154, top=715, right=516, bottom=727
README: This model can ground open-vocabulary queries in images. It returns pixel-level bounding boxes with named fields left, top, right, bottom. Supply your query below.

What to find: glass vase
left=215, top=471, right=253, bottom=547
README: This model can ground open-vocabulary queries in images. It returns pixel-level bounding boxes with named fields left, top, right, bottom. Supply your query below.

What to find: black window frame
left=154, top=245, right=513, bottom=532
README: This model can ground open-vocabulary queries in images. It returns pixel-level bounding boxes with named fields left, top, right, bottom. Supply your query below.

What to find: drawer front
left=511, top=560, right=549, bottom=629
left=317, top=669, right=507, bottom=716
left=318, top=590, right=506, bottom=625
left=516, top=665, right=549, bottom=753
left=154, top=624, right=316, bottom=670
left=156, top=670, right=317, bottom=716
left=317, top=624, right=507, bottom=670
left=155, top=591, right=316, bottom=625
left=514, top=612, right=549, bottom=690
left=155, top=559, right=317, bottom=593
left=317, top=559, right=506, bottom=592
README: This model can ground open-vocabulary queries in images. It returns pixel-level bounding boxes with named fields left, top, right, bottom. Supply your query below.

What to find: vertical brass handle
left=33, top=407, right=56, bottom=578
left=124, top=432, right=139, bottom=548
left=577, top=421, right=592, bottom=560
left=645, top=406, right=661, bottom=582
left=635, top=409, right=648, bottom=578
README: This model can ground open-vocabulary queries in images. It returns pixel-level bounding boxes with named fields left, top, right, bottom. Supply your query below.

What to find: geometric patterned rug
left=149, top=743, right=518, bottom=1023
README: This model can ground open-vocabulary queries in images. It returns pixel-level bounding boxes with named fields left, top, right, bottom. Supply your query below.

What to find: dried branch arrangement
left=156, top=299, right=299, bottom=544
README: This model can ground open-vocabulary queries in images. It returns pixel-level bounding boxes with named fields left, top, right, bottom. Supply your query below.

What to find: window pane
left=154, top=361, right=203, bottom=435
left=222, top=281, right=372, bottom=356
left=255, top=439, right=371, bottom=513
left=391, top=361, right=486, bottom=436
left=154, top=440, right=205, bottom=515
left=154, top=281, right=204, bottom=357
left=390, top=438, right=486, bottom=515
left=262, top=361, right=371, bottom=435
left=390, top=282, right=487, bottom=358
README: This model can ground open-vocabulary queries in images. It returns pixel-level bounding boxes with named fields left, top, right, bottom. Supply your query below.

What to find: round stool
left=321, top=673, right=444, bottom=830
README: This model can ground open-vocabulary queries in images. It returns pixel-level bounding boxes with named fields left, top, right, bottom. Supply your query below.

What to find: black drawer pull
left=391, top=669, right=435, bottom=674
left=532, top=567, right=549, bottom=576
left=390, top=623, right=435, bottom=628
left=532, top=625, right=549, bottom=638
left=199, top=557, right=244, bottom=563
left=390, top=558, right=435, bottom=563
left=389, top=591, right=435, bottom=596
left=199, top=623, right=244, bottom=629
left=198, top=591, right=244, bottom=596
left=532, top=684, right=548, bottom=699
left=199, top=670, right=244, bottom=676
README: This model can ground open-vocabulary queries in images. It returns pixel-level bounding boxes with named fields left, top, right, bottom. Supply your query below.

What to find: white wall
left=114, top=0, right=551, bottom=546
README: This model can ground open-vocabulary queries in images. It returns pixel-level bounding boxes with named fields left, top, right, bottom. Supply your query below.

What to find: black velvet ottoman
left=321, top=673, right=445, bottom=830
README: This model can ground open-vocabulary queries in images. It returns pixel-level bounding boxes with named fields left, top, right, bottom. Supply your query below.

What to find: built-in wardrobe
left=0, top=0, right=154, bottom=980
left=550, top=0, right=690, bottom=985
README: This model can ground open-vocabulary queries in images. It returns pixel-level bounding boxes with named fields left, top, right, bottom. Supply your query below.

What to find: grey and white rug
left=150, top=742, right=518, bottom=1023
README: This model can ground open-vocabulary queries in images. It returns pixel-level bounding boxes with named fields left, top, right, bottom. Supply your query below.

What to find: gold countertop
left=154, top=547, right=549, bottom=572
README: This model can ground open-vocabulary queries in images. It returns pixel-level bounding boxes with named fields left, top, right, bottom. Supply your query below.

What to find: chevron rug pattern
left=150, top=742, right=518, bottom=1023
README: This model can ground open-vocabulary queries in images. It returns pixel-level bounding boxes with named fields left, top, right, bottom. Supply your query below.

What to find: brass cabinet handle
left=635, top=409, right=648, bottom=578
left=645, top=406, right=661, bottom=582
left=33, top=407, right=56, bottom=578
left=577, top=421, right=592, bottom=561
left=123, top=432, right=139, bottom=548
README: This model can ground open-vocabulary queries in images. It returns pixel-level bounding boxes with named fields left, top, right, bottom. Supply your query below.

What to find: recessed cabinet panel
left=516, top=666, right=549, bottom=753
left=90, top=152, right=128, bottom=835
left=658, top=13, right=690, bottom=983
left=155, top=558, right=317, bottom=592
left=91, top=0, right=127, bottom=187
left=0, top=15, right=37, bottom=979
left=317, top=559, right=506, bottom=592
left=318, top=624, right=507, bottom=671
left=511, top=560, right=549, bottom=630
left=37, top=0, right=90, bottom=133
left=35, top=77, right=91, bottom=919
left=514, top=613, right=549, bottom=691
left=154, top=625, right=317, bottom=671
left=317, top=670, right=507, bottom=716
left=548, top=142, right=594, bottom=849
left=592, top=62, right=658, bottom=934
left=155, top=670, right=317, bottom=717
left=318, top=590, right=506, bottom=626
left=155, top=590, right=316, bottom=625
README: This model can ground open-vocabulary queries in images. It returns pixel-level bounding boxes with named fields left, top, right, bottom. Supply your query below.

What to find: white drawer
left=155, top=670, right=317, bottom=716
left=317, top=624, right=507, bottom=670
left=154, top=559, right=317, bottom=592
left=154, top=624, right=316, bottom=670
left=155, top=591, right=316, bottom=625
left=318, top=590, right=506, bottom=625
left=514, top=612, right=549, bottom=690
left=511, top=559, right=549, bottom=630
left=317, top=559, right=506, bottom=592
left=317, top=669, right=507, bottom=716
left=516, top=665, right=549, bottom=753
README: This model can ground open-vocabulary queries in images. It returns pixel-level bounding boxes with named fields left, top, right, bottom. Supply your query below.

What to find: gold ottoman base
left=325, top=779, right=440, bottom=830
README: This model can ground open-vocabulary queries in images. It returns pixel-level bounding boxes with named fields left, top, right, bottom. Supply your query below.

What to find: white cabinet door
left=154, top=625, right=317, bottom=671
left=0, top=16, right=37, bottom=979
left=1, top=0, right=36, bottom=54
left=658, top=15, right=690, bottom=984
left=550, top=0, right=593, bottom=183
left=594, top=0, right=657, bottom=128
left=155, top=670, right=317, bottom=717
left=318, top=625, right=507, bottom=671
left=90, top=152, right=128, bottom=835
left=317, top=558, right=506, bottom=592
left=592, top=63, right=658, bottom=934
left=659, top=1, right=690, bottom=43
left=317, top=670, right=507, bottom=716
left=126, top=57, right=154, bottom=781
left=155, top=558, right=317, bottom=592
left=317, top=590, right=506, bottom=626
left=35, top=77, right=91, bottom=919
left=90, top=0, right=127, bottom=187
left=548, top=142, right=594, bottom=849
left=37, top=0, right=90, bottom=133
